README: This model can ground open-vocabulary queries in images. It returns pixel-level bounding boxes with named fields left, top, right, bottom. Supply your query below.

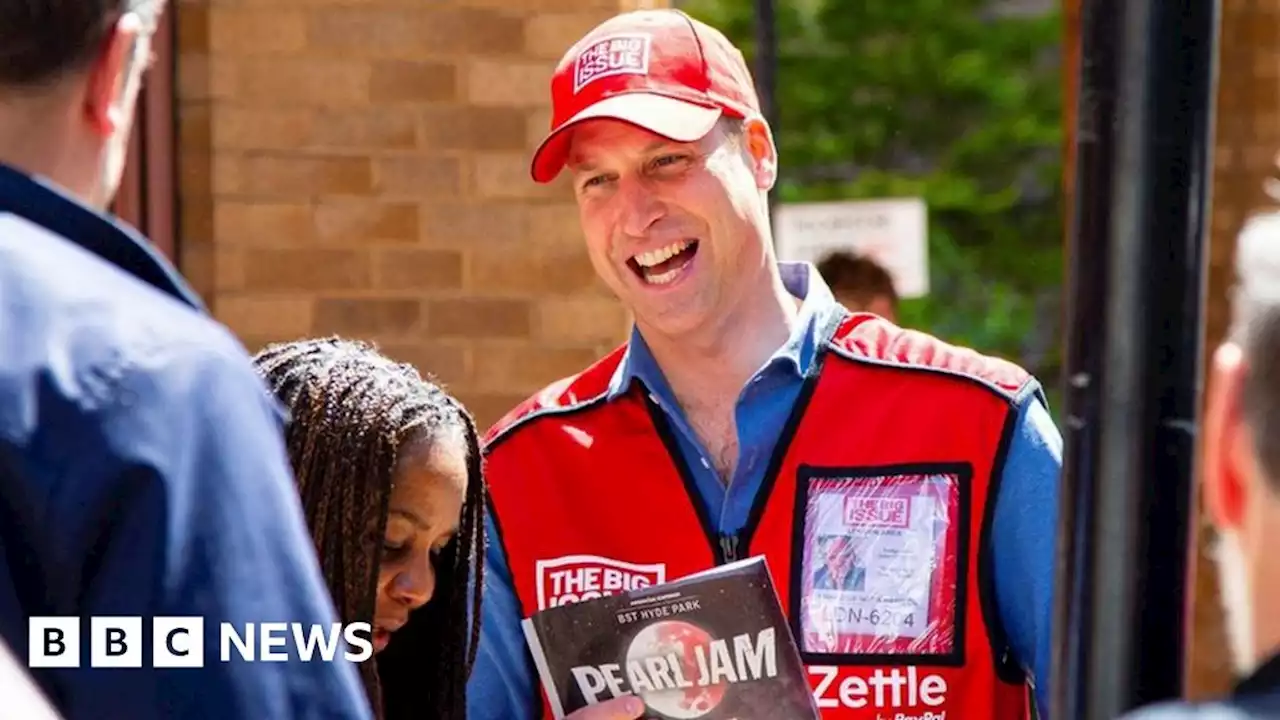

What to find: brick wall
left=174, top=0, right=668, bottom=429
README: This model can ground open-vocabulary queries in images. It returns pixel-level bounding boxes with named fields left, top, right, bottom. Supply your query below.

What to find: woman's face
left=372, top=428, right=468, bottom=653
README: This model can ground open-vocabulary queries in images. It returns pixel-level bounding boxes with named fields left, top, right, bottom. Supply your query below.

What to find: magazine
left=522, top=556, right=819, bottom=720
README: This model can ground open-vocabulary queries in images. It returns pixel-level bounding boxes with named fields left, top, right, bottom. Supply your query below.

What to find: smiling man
left=468, top=9, right=1063, bottom=720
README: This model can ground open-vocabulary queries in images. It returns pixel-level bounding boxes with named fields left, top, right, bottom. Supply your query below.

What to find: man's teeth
left=634, top=240, right=691, bottom=268
left=647, top=267, right=681, bottom=285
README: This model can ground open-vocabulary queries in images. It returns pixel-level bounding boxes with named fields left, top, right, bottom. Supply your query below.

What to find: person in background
left=0, top=0, right=371, bottom=717
left=469, top=8, right=1061, bottom=720
left=1121, top=212, right=1280, bottom=717
left=253, top=338, right=486, bottom=720
left=816, top=250, right=900, bottom=322
left=0, top=640, right=63, bottom=720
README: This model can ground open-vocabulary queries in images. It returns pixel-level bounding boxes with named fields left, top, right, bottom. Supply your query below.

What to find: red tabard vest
left=485, top=314, right=1036, bottom=719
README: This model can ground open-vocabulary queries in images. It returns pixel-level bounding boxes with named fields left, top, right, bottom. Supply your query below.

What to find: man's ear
left=741, top=116, right=778, bottom=191
left=1204, top=342, right=1250, bottom=533
left=82, top=13, right=145, bottom=137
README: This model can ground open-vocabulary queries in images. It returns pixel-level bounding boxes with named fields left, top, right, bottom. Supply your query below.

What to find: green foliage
left=682, top=0, right=1066, bottom=404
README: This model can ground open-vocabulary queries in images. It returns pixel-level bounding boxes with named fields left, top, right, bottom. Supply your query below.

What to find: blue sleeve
left=467, top=510, right=539, bottom=720
left=990, top=395, right=1063, bottom=719
left=50, top=337, right=373, bottom=719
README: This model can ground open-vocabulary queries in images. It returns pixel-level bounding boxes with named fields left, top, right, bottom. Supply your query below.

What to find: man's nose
left=618, top=175, right=665, bottom=238
left=391, top=551, right=436, bottom=609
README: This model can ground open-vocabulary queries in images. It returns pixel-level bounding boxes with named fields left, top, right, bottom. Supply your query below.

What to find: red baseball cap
left=529, top=9, right=761, bottom=184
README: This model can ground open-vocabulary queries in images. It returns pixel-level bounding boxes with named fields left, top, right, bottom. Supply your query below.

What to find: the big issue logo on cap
left=28, top=617, right=373, bottom=668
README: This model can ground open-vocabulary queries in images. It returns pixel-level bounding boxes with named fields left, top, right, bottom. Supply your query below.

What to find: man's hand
left=564, top=696, right=646, bottom=719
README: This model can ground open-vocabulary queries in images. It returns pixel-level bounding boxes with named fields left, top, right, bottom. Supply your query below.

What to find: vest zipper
left=718, top=533, right=740, bottom=564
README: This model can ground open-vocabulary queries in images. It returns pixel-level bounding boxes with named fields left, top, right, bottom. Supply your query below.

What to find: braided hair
left=252, top=337, right=485, bottom=720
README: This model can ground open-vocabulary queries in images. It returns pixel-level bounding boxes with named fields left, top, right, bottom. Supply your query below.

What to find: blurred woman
left=253, top=337, right=485, bottom=720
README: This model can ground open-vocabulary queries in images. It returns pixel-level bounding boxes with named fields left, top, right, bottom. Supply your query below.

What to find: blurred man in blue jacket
left=0, top=1, right=372, bottom=718
left=1121, top=212, right=1280, bottom=719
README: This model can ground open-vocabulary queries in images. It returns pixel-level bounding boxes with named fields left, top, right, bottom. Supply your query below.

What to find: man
left=1121, top=212, right=1280, bottom=717
left=0, top=2, right=371, bottom=718
left=469, top=9, right=1061, bottom=720
left=816, top=250, right=900, bottom=322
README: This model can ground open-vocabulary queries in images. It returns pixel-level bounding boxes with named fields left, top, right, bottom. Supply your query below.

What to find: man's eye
left=653, top=154, right=690, bottom=169
left=582, top=175, right=608, bottom=189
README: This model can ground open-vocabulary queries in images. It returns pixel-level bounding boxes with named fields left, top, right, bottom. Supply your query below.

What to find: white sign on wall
left=774, top=198, right=930, bottom=298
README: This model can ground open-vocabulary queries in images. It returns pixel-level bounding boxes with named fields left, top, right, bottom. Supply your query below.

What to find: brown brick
left=181, top=150, right=215, bottom=198
left=526, top=107, right=553, bottom=148
left=527, top=203, right=585, bottom=248
left=313, top=298, right=423, bottom=336
left=307, top=10, right=429, bottom=58
left=305, top=8, right=522, bottom=58
left=472, top=152, right=563, bottom=200
left=177, top=6, right=209, bottom=54
left=375, top=248, right=464, bottom=290
left=210, top=154, right=241, bottom=195
left=214, top=202, right=312, bottom=246
left=468, top=247, right=597, bottom=296
left=179, top=239, right=215, bottom=301
left=465, top=59, right=552, bottom=107
left=308, top=109, right=417, bottom=150
left=208, top=56, right=240, bottom=101
left=372, top=156, right=462, bottom=197
left=177, top=54, right=213, bottom=100
left=237, top=156, right=374, bottom=197
left=369, top=61, right=458, bottom=104
left=208, top=9, right=307, bottom=54
left=420, top=106, right=529, bottom=152
left=315, top=202, right=420, bottom=244
left=214, top=246, right=247, bottom=293
left=179, top=103, right=212, bottom=155
left=243, top=249, right=373, bottom=291
left=535, top=297, right=628, bottom=345
left=217, top=295, right=314, bottom=340
left=212, top=109, right=312, bottom=151
left=472, top=344, right=599, bottom=393
left=421, top=203, right=525, bottom=246
left=377, top=342, right=470, bottom=387
left=524, top=12, right=612, bottom=59
left=427, top=298, right=531, bottom=338
left=450, top=8, right=526, bottom=54
left=455, top=0, right=620, bottom=12
left=181, top=197, right=214, bottom=245
left=455, top=390, right=532, bottom=433
left=233, top=59, right=370, bottom=107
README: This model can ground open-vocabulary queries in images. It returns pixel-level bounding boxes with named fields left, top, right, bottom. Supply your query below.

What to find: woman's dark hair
left=252, top=337, right=485, bottom=720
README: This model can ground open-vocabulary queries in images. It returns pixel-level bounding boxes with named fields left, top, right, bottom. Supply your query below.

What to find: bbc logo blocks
left=28, top=617, right=204, bottom=668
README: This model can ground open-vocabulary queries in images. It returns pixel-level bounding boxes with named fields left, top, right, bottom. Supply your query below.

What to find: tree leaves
left=684, top=0, right=1065, bottom=393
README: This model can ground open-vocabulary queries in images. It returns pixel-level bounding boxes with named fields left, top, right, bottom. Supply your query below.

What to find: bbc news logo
left=28, top=617, right=373, bottom=668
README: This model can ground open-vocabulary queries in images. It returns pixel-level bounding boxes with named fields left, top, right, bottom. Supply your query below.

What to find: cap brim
left=530, top=93, right=723, bottom=184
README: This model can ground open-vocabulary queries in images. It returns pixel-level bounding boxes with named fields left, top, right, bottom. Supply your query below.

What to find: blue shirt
left=468, top=263, right=1062, bottom=718
left=0, top=164, right=373, bottom=720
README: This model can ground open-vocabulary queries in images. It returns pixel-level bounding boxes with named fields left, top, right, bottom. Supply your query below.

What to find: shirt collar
left=606, top=261, right=841, bottom=399
left=1236, top=651, right=1280, bottom=697
left=0, top=163, right=205, bottom=311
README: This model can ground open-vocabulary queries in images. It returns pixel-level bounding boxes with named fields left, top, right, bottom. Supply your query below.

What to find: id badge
left=792, top=464, right=969, bottom=664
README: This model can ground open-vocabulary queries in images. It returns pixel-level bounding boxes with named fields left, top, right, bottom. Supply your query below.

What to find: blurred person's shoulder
left=829, top=312, right=1039, bottom=402
left=0, top=210, right=277, bottom=467
left=1121, top=698, right=1280, bottom=719
left=0, top=639, right=62, bottom=720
